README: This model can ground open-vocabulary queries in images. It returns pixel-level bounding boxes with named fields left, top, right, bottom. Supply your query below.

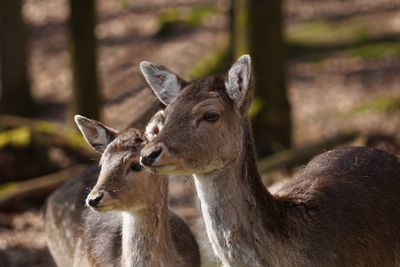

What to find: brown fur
left=44, top=123, right=200, bottom=267
left=140, top=58, right=400, bottom=266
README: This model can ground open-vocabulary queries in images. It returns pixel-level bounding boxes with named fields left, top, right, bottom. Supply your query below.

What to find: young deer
left=139, top=55, right=400, bottom=267
left=44, top=115, right=200, bottom=267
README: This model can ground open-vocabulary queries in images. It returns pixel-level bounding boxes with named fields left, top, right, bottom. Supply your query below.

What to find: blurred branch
left=0, top=115, right=95, bottom=158
left=0, top=164, right=87, bottom=212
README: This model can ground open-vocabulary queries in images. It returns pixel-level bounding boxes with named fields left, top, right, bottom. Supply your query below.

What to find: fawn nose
left=87, top=192, right=104, bottom=207
left=141, top=146, right=163, bottom=166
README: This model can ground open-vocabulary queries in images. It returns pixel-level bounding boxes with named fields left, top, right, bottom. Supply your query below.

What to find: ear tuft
left=145, top=110, right=165, bottom=141
left=74, top=115, right=117, bottom=153
left=225, top=54, right=252, bottom=107
left=140, top=61, right=185, bottom=105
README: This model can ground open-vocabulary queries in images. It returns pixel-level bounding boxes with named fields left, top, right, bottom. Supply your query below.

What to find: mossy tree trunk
left=69, top=0, right=100, bottom=121
left=230, top=0, right=248, bottom=60
left=227, top=0, right=236, bottom=62
left=247, top=0, right=292, bottom=154
left=0, top=0, right=34, bottom=116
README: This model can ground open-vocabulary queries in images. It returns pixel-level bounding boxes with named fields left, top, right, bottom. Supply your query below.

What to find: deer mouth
left=140, top=149, right=188, bottom=174
left=144, top=163, right=197, bottom=176
left=140, top=153, right=175, bottom=170
left=144, top=160, right=195, bottom=175
left=89, top=202, right=120, bottom=212
left=144, top=163, right=177, bottom=173
left=86, top=197, right=118, bottom=212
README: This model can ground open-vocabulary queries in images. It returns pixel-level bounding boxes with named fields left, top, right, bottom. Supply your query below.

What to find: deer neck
left=193, top=118, right=281, bottom=266
left=121, top=178, right=176, bottom=267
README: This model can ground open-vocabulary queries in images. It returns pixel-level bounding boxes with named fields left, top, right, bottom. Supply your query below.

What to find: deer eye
left=134, top=137, right=143, bottom=143
left=130, top=162, right=143, bottom=172
left=203, top=112, right=220, bottom=122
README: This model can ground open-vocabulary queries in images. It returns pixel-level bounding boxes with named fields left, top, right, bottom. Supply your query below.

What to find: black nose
left=141, top=147, right=162, bottom=166
left=87, top=192, right=104, bottom=207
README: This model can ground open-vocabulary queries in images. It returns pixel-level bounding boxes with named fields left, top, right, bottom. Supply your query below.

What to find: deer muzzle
left=140, top=143, right=164, bottom=166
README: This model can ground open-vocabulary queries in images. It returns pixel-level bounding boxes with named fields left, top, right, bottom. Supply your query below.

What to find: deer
left=139, top=55, right=400, bottom=267
left=44, top=115, right=201, bottom=267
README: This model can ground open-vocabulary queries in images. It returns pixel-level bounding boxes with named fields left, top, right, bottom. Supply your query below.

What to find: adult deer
left=140, top=55, right=400, bottom=267
left=44, top=115, right=200, bottom=267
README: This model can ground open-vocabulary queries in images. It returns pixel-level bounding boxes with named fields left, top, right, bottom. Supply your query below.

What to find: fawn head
left=140, top=55, right=252, bottom=175
left=75, top=115, right=162, bottom=212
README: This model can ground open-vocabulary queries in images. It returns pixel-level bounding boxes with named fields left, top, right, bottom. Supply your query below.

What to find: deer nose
left=141, top=146, right=163, bottom=166
left=87, top=192, right=104, bottom=207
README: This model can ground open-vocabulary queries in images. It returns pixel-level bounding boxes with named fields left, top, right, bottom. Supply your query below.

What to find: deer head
left=74, top=115, right=164, bottom=212
left=140, top=55, right=253, bottom=175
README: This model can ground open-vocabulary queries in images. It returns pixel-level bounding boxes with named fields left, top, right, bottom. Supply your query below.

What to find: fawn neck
left=121, top=177, right=176, bottom=267
left=194, top=118, right=282, bottom=266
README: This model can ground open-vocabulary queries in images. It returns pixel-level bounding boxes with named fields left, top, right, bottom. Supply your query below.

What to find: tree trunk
left=231, top=0, right=248, bottom=59
left=69, top=0, right=100, bottom=121
left=247, top=0, right=292, bottom=154
left=0, top=0, right=34, bottom=116
left=227, top=0, right=236, bottom=63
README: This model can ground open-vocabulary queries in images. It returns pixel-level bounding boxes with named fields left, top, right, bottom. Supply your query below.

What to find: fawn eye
left=134, top=137, right=143, bottom=143
left=203, top=112, right=220, bottom=122
left=130, top=162, right=143, bottom=172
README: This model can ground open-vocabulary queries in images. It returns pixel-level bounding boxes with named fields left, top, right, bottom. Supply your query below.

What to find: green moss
left=249, top=97, right=264, bottom=118
left=354, top=27, right=372, bottom=43
left=286, top=18, right=400, bottom=62
left=352, top=96, right=400, bottom=113
left=287, top=21, right=371, bottom=46
left=119, top=0, right=129, bottom=9
left=233, top=0, right=248, bottom=57
left=187, top=41, right=230, bottom=79
left=156, top=6, right=220, bottom=36
left=396, top=134, right=400, bottom=146
left=0, top=183, right=18, bottom=197
left=35, top=121, right=57, bottom=134
left=65, top=130, right=88, bottom=149
left=0, top=127, right=32, bottom=148
left=289, top=39, right=400, bottom=64
left=159, top=9, right=181, bottom=24
left=287, top=22, right=330, bottom=45
left=0, top=119, right=88, bottom=153
left=187, top=7, right=218, bottom=26
left=34, top=120, right=87, bottom=149
left=347, top=42, right=400, bottom=60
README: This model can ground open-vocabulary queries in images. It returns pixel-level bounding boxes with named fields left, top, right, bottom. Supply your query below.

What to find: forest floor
left=1, top=0, right=400, bottom=266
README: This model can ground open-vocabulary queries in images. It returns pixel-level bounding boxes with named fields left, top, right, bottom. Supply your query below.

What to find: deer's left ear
left=225, top=54, right=252, bottom=108
left=74, top=115, right=117, bottom=153
left=140, top=61, right=187, bottom=105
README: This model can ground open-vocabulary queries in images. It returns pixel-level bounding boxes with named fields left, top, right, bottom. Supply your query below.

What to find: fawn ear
left=145, top=110, right=165, bottom=141
left=74, top=115, right=117, bottom=153
left=140, top=61, right=187, bottom=105
left=225, top=54, right=252, bottom=109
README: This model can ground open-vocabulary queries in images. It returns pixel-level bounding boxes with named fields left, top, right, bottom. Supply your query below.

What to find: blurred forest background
left=1, top=0, right=400, bottom=266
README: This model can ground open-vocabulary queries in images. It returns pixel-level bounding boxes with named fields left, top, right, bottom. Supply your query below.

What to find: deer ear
left=225, top=54, right=252, bottom=108
left=145, top=110, right=165, bottom=141
left=74, top=115, right=117, bottom=153
left=140, top=61, right=187, bottom=105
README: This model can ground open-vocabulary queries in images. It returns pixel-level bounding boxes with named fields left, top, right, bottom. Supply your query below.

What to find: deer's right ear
left=74, top=115, right=117, bottom=153
left=225, top=54, right=252, bottom=109
left=145, top=110, right=165, bottom=141
left=140, top=61, right=187, bottom=105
